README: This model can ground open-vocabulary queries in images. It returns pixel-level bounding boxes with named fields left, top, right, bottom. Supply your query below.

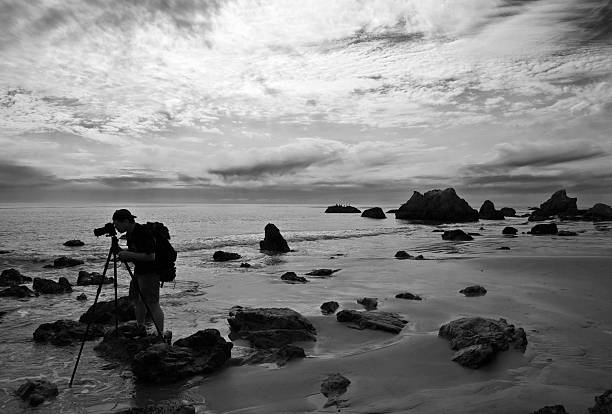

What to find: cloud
left=0, top=159, right=61, bottom=188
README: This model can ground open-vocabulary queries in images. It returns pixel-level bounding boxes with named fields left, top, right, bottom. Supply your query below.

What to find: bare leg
left=134, top=299, right=147, bottom=326
left=147, top=302, right=164, bottom=333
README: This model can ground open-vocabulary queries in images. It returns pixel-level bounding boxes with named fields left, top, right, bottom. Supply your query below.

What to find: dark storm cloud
left=0, top=159, right=60, bottom=188
left=208, top=157, right=323, bottom=181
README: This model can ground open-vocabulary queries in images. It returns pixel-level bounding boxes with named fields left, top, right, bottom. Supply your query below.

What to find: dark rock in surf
left=213, top=251, right=241, bottom=261
left=530, top=223, right=558, bottom=235
left=395, top=250, right=412, bottom=259
left=361, top=207, right=386, bottom=219
left=0, top=285, right=38, bottom=298
left=0, top=268, right=32, bottom=286
left=387, top=209, right=398, bottom=214
left=438, top=317, right=527, bottom=368
left=479, top=200, right=505, bottom=220
left=259, top=223, right=291, bottom=253
left=240, top=262, right=252, bottom=268
left=497, top=246, right=510, bottom=250
left=557, top=230, right=577, bottom=236
left=502, top=226, right=518, bottom=235
left=281, top=272, right=308, bottom=283
left=500, top=207, right=516, bottom=217
left=132, top=329, right=232, bottom=384
left=48, top=256, right=84, bottom=268
left=77, top=293, right=87, bottom=301
left=325, top=205, right=361, bottom=213
left=16, top=379, right=58, bottom=407
left=228, top=307, right=317, bottom=348
left=79, top=296, right=135, bottom=324
left=588, top=203, right=612, bottom=221
left=321, top=301, right=340, bottom=315
left=236, top=344, right=305, bottom=366
left=63, top=239, right=85, bottom=247
left=94, top=322, right=159, bottom=362
left=459, top=285, right=487, bottom=297
left=588, top=389, right=612, bottom=414
left=395, top=188, right=479, bottom=223
left=531, top=405, right=570, bottom=414
left=33, top=319, right=105, bottom=346
left=305, top=268, right=340, bottom=276
left=540, top=189, right=577, bottom=215
left=112, top=399, right=196, bottom=414
left=77, top=271, right=114, bottom=286
left=396, top=292, right=422, bottom=300
left=357, top=297, right=378, bottom=310
left=442, top=229, right=473, bottom=241
left=336, top=310, right=407, bottom=334
left=33, top=277, right=73, bottom=294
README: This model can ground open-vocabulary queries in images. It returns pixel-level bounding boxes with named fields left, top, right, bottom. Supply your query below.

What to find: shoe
left=163, top=330, right=172, bottom=345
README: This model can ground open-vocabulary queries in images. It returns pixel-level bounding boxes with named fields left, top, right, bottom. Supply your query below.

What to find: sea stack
left=395, top=188, right=479, bottom=223
left=259, top=223, right=290, bottom=253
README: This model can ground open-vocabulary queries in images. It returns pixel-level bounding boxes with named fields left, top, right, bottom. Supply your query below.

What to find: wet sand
left=179, top=256, right=612, bottom=414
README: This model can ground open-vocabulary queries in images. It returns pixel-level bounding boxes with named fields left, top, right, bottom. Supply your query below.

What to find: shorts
left=129, top=272, right=160, bottom=304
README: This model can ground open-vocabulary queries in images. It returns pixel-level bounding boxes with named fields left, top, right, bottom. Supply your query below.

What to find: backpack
left=144, top=222, right=177, bottom=286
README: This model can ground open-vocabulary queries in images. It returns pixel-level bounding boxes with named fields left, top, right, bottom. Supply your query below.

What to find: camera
left=93, top=222, right=117, bottom=237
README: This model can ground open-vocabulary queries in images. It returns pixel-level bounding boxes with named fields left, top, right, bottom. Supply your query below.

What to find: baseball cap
left=112, top=209, right=137, bottom=221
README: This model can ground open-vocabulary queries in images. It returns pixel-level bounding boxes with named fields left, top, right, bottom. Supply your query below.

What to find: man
left=112, top=209, right=165, bottom=335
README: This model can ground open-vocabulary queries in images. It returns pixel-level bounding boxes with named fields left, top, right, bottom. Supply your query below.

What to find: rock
left=361, top=207, right=386, bottom=219
left=459, top=285, right=487, bottom=297
left=34, top=319, right=105, bottom=346
left=0, top=250, right=10, bottom=254
left=386, top=209, right=398, bottom=214
left=112, top=399, right=196, bottom=414
left=228, top=307, right=317, bottom=348
left=321, top=373, right=351, bottom=408
left=530, top=223, right=558, bottom=235
left=336, top=310, right=407, bottom=334
left=588, top=203, right=612, bottom=221
left=396, top=188, right=479, bottom=223
left=438, top=317, right=527, bottom=368
left=325, top=205, right=361, bottom=213
left=77, top=271, right=114, bottom=286
left=0, top=285, right=38, bottom=298
left=528, top=209, right=553, bottom=222
left=540, top=189, right=577, bottom=215
left=79, top=296, right=135, bottom=324
left=320, top=301, right=340, bottom=315
left=357, top=297, right=378, bottom=310
left=63, top=239, right=85, bottom=247
left=500, top=207, right=516, bottom=217
left=50, top=256, right=84, bottom=268
left=281, top=272, right=308, bottom=283
left=16, top=379, right=58, bottom=407
left=394, top=250, right=412, bottom=259
left=259, top=223, right=291, bottom=253
left=94, top=323, right=158, bottom=362
left=468, top=232, right=482, bottom=236
left=0, top=268, right=32, bottom=286
left=442, top=229, right=473, bottom=241
left=502, top=226, right=518, bottom=235
left=588, top=389, right=612, bottom=414
left=213, top=251, right=241, bottom=261
left=497, top=246, right=511, bottom=250
left=557, top=230, right=577, bottom=236
left=395, top=292, right=422, bottom=300
left=479, top=200, right=505, bottom=220
left=132, top=329, right=232, bottom=384
left=415, top=254, right=424, bottom=260
left=77, top=293, right=87, bottom=301
left=33, top=277, right=73, bottom=294
left=237, top=344, right=305, bottom=366
left=240, top=262, right=251, bottom=268
left=305, top=268, right=340, bottom=276
left=531, top=405, right=570, bottom=414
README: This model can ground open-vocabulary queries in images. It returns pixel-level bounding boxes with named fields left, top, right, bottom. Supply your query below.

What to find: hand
left=118, top=251, right=130, bottom=261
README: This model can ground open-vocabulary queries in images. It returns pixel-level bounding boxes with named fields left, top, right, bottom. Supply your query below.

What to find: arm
left=118, top=250, right=155, bottom=262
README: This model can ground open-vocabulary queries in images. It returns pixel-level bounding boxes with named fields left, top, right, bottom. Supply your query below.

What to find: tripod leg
left=122, top=261, right=163, bottom=339
left=70, top=246, right=114, bottom=388
left=113, top=254, right=119, bottom=336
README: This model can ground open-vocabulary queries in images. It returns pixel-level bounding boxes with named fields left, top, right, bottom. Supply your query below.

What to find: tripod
left=69, top=235, right=163, bottom=387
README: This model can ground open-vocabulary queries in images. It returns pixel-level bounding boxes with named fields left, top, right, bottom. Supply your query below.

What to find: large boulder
left=33, top=277, right=73, bottom=294
left=325, top=205, right=361, bottom=213
left=213, top=251, right=241, bottom=261
left=336, top=310, right=407, bottom=334
left=132, top=329, right=232, bottom=384
left=588, top=203, right=612, bottom=221
left=442, top=229, right=473, bottom=241
left=438, top=317, right=527, bottom=368
left=320, top=301, right=340, bottom=314
left=79, top=296, right=135, bottom=324
left=48, top=256, right=84, bottom=268
left=395, top=188, right=479, bottom=223
left=77, top=271, right=114, bottom=286
left=0, top=268, right=32, bottom=286
left=361, top=207, right=386, bottom=219
left=228, top=307, right=317, bottom=348
left=540, top=189, right=577, bottom=215
left=321, top=373, right=351, bottom=408
left=33, top=319, right=105, bottom=346
left=0, top=285, right=38, bottom=298
left=530, top=223, right=558, bottom=235
left=459, top=285, right=487, bottom=297
left=588, top=389, right=612, bottom=414
left=500, top=207, right=516, bottom=217
left=502, top=226, right=518, bottom=235
left=16, top=379, right=58, bottom=407
left=479, top=200, right=505, bottom=220
left=259, top=223, right=291, bottom=253
left=94, top=323, right=159, bottom=362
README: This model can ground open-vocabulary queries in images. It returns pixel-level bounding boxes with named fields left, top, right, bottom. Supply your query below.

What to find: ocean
left=0, top=203, right=610, bottom=413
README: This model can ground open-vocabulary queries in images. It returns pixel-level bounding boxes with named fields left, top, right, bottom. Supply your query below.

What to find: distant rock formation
left=0, top=268, right=32, bottom=286
left=502, top=226, right=518, bottom=235
left=479, top=200, right=505, bottom=220
left=396, top=188, right=479, bottom=223
left=361, top=207, right=386, bottom=219
left=529, top=189, right=577, bottom=221
left=336, top=310, right=407, bottom=334
left=459, top=285, right=487, bottom=297
left=530, top=223, right=558, bottom=235
left=442, top=229, right=473, bottom=241
left=438, top=317, right=527, bottom=368
left=588, top=203, right=612, bottom=221
left=213, top=251, right=241, bottom=261
left=394, top=250, right=412, bottom=259
left=500, top=207, right=516, bottom=217
left=63, top=239, right=85, bottom=247
left=259, top=223, right=290, bottom=253
left=325, top=205, right=361, bottom=213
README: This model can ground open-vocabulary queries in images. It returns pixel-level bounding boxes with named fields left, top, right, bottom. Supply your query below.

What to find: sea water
left=0, top=203, right=610, bottom=413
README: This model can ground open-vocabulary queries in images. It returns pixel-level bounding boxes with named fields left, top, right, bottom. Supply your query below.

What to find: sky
left=1, top=0, right=611, bottom=206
